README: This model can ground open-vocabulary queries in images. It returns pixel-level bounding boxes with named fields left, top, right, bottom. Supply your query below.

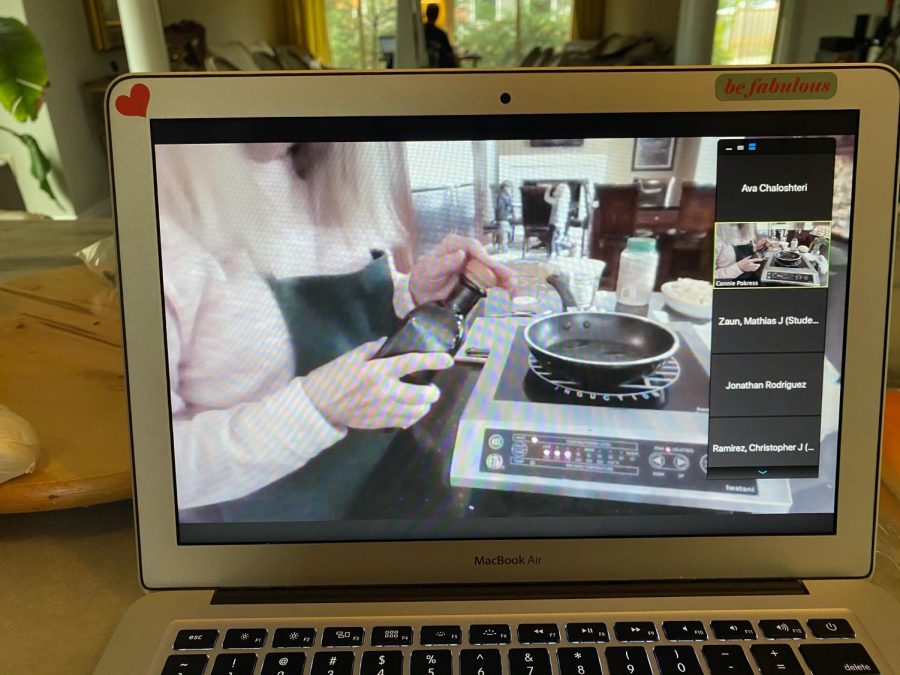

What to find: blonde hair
left=156, top=142, right=416, bottom=276
left=285, top=142, right=415, bottom=272
left=717, top=222, right=757, bottom=246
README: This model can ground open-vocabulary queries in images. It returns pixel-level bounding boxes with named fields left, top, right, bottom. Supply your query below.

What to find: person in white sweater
left=714, top=222, right=774, bottom=280
left=156, top=142, right=511, bottom=521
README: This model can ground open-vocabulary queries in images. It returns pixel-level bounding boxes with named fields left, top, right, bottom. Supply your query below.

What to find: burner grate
left=528, top=354, right=681, bottom=403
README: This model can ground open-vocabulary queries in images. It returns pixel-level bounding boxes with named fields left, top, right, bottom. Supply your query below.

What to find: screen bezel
left=107, top=66, right=898, bottom=590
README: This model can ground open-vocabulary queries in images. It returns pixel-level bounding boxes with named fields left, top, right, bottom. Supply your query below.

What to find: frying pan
left=774, top=250, right=802, bottom=266
left=524, top=273, right=679, bottom=389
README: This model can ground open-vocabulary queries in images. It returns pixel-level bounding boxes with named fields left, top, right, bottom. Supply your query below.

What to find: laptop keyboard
left=160, top=615, right=880, bottom=675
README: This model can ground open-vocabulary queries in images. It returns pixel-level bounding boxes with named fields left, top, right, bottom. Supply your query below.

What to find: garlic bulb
left=0, top=405, right=40, bottom=485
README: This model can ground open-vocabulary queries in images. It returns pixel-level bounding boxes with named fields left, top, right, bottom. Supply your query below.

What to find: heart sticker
left=115, top=83, right=150, bottom=117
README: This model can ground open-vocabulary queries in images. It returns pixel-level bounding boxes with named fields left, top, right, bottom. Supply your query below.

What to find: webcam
left=500, top=92, right=511, bottom=104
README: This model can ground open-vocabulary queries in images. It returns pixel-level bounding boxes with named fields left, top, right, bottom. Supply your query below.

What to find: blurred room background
left=0, top=0, right=898, bottom=378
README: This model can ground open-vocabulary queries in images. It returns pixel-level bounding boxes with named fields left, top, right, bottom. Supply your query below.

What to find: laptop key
left=807, top=619, right=855, bottom=639
left=710, top=620, right=756, bottom=640
left=173, top=629, right=219, bottom=650
left=759, top=620, right=806, bottom=640
left=211, top=653, right=256, bottom=675
left=372, top=626, right=413, bottom=647
left=509, top=648, right=552, bottom=675
left=518, top=623, right=559, bottom=644
left=274, top=628, right=317, bottom=648
left=701, top=645, right=753, bottom=675
left=605, top=646, right=653, bottom=675
left=420, top=626, right=462, bottom=646
left=311, top=651, right=355, bottom=675
left=322, top=627, right=365, bottom=648
left=161, top=654, right=208, bottom=675
left=261, top=652, right=306, bottom=675
left=411, top=649, right=452, bottom=675
left=557, top=647, right=601, bottom=675
left=361, top=650, right=404, bottom=675
left=662, top=621, right=707, bottom=642
left=460, top=648, right=502, bottom=675
left=750, top=644, right=803, bottom=675
left=654, top=646, right=702, bottom=675
left=799, top=643, right=879, bottom=674
left=223, top=629, right=267, bottom=649
left=469, top=624, right=511, bottom=645
left=614, top=622, right=658, bottom=642
left=565, top=623, right=609, bottom=643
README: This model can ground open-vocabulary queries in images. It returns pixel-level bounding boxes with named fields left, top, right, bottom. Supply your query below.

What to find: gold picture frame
left=84, top=0, right=124, bottom=52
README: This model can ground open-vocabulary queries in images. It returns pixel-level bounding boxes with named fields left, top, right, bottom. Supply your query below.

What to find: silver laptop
left=97, top=66, right=900, bottom=675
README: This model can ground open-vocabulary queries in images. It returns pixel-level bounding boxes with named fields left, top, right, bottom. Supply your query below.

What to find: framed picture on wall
left=84, top=0, right=124, bottom=52
left=632, top=137, right=677, bottom=171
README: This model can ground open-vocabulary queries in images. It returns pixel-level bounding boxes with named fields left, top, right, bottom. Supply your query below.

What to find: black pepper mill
left=372, top=257, right=497, bottom=385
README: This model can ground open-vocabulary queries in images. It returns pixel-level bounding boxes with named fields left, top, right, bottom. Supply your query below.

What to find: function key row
left=173, top=618, right=857, bottom=652
left=163, top=643, right=880, bottom=675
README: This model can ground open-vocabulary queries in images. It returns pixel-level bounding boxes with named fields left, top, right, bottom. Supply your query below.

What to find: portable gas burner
left=450, top=320, right=793, bottom=513
left=758, top=250, right=821, bottom=286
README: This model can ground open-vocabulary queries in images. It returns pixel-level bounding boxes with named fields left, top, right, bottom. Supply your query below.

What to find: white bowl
left=661, top=281, right=713, bottom=320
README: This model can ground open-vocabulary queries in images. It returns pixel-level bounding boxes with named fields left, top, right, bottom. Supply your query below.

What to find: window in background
left=454, top=0, right=574, bottom=68
left=712, top=0, right=781, bottom=65
left=327, top=0, right=398, bottom=69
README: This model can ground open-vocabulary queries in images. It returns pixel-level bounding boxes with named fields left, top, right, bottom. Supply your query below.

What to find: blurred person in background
left=424, top=3, right=459, bottom=68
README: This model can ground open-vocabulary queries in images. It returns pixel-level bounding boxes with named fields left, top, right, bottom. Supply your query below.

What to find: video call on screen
left=150, top=112, right=857, bottom=545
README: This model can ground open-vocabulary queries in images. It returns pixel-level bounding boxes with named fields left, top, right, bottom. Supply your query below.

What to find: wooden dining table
left=0, top=226, right=130, bottom=513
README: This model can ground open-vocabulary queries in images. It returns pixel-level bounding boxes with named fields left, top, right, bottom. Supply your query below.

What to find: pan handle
left=546, top=271, right=578, bottom=312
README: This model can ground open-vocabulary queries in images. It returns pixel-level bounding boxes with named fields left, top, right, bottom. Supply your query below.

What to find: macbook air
left=97, top=65, right=900, bottom=675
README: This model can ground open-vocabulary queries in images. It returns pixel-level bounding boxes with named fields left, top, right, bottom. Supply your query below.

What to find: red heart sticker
left=115, top=83, right=150, bottom=117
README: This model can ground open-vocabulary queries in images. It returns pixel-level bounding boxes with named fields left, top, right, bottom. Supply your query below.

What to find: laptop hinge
left=211, top=579, right=808, bottom=605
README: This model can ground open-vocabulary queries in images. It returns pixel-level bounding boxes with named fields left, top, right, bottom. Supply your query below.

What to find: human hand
left=304, top=338, right=453, bottom=430
left=737, top=256, right=761, bottom=273
left=757, top=237, right=775, bottom=250
left=408, top=234, right=514, bottom=306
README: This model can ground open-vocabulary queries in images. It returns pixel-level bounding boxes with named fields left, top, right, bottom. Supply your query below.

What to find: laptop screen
left=150, top=111, right=856, bottom=545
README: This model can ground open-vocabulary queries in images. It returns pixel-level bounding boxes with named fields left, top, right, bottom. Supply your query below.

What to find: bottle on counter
left=615, top=236, right=659, bottom=307
left=372, top=257, right=497, bottom=384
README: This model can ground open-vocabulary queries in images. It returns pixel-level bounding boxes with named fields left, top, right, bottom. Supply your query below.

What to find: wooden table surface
left=0, top=264, right=130, bottom=512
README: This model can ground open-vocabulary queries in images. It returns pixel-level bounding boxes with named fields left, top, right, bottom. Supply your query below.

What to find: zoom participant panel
left=708, top=138, right=835, bottom=480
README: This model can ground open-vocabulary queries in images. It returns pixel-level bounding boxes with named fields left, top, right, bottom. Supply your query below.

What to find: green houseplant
left=0, top=17, right=58, bottom=205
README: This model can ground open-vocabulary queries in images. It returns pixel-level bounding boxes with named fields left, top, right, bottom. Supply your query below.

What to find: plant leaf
left=16, top=131, right=57, bottom=204
left=0, top=18, right=47, bottom=122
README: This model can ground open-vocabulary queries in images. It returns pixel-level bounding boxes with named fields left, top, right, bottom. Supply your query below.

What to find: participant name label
left=718, top=314, right=819, bottom=326
left=725, top=380, right=807, bottom=391
left=741, top=182, right=808, bottom=193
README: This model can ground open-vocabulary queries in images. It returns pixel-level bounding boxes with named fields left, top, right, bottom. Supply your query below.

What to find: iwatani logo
left=474, top=554, right=543, bottom=566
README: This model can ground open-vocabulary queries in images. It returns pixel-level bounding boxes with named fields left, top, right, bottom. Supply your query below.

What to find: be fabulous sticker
left=715, top=72, right=837, bottom=101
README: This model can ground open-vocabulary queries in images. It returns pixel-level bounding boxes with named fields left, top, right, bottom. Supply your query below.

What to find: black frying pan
left=525, top=273, right=679, bottom=389
left=774, top=250, right=802, bottom=266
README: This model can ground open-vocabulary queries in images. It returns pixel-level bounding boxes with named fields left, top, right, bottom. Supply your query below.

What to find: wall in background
left=777, top=0, right=885, bottom=63
left=605, top=0, right=682, bottom=51
left=0, top=0, right=121, bottom=217
left=158, top=0, right=283, bottom=48
left=496, top=136, right=701, bottom=204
